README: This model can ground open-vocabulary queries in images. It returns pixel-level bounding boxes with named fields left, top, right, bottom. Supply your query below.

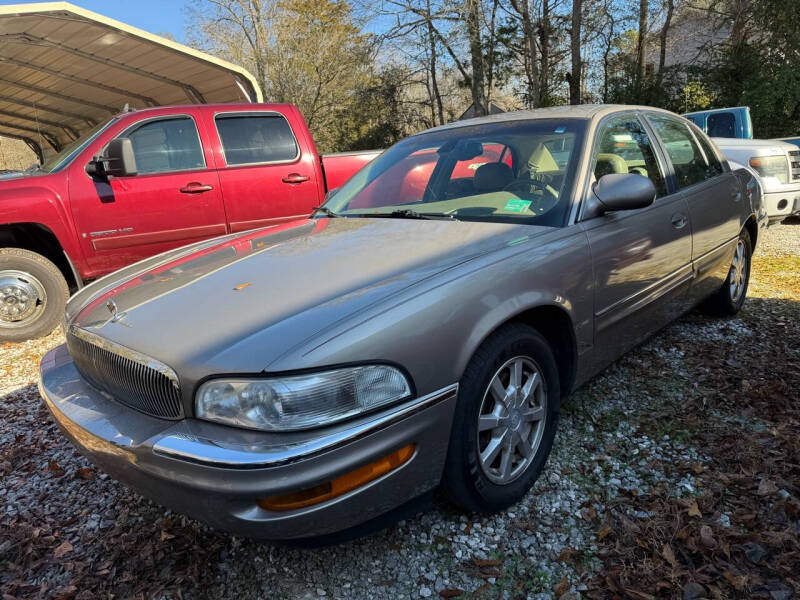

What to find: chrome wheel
left=477, top=356, right=547, bottom=485
left=729, top=240, right=747, bottom=302
left=0, top=269, right=47, bottom=328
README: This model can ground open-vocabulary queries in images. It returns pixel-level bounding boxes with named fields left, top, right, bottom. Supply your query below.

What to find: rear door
left=69, top=113, right=227, bottom=276
left=581, top=112, right=693, bottom=371
left=212, top=110, right=319, bottom=233
left=644, top=113, right=742, bottom=301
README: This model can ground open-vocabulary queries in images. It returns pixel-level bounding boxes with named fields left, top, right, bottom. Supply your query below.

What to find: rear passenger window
left=126, top=117, right=204, bottom=174
left=694, top=131, right=724, bottom=177
left=593, top=115, right=667, bottom=197
left=216, top=115, right=298, bottom=166
left=648, top=114, right=720, bottom=188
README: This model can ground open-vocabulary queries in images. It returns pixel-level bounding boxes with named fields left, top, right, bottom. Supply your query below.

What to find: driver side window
left=593, top=115, right=667, bottom=198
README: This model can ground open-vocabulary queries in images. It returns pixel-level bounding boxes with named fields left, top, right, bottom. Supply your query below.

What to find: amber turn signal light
left=257, top=444, right=415, bottom=511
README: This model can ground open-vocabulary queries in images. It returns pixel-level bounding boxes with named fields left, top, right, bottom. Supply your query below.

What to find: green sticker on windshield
left=503, top=198, right=532, bottom=213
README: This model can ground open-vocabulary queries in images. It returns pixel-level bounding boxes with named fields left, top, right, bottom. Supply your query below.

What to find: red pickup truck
left=0, top=103, right=378, bottom=342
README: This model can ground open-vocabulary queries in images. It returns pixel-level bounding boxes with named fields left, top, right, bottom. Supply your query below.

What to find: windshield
left=38, top=118, right=117, bottom=174
left=323, top=119, right=586, bottom=226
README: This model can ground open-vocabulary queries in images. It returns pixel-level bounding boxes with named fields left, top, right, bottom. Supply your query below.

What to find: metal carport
left=0, top=1, right=262, bottom=161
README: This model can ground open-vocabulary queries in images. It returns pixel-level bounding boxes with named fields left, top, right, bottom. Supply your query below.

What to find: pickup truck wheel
left=701, top=229, right=752, bottom=317
left=442, top=323, right=560, bottom=513
left=0, top=248, right=68, bottom=343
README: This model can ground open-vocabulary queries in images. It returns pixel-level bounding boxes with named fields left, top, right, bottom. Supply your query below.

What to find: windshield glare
left=39, top=118, right=117, bottom=173
left=324, top=119, right=585, bottom=226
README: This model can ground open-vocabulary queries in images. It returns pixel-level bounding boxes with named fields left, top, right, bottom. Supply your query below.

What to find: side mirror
left=584, top=173, right=656, bottom=219
left=86, top=138, right=137, bottom=178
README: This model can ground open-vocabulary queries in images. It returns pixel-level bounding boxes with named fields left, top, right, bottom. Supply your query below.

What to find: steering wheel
left=503, top=179, right=560, bottom=214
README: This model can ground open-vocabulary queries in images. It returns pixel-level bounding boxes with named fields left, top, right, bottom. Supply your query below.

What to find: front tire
left=0, top=248, right=68, bottom=343
left=441, top=323, right=560, bottom=513
left=702, top=229, right=751, bottom=316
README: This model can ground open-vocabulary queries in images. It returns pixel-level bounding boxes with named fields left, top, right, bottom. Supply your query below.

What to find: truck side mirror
left=87, top=138, right=137, bottom=178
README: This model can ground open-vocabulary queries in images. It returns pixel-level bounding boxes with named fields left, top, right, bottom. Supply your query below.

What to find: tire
left=701, top=229, right=751, bottom=317
left=0, top=248, right=69, bottom=343
left=441, top=323, right=560, bottom=513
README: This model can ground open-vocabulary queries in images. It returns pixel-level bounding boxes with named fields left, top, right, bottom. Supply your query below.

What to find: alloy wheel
left=476, top=356, right=548, bottom=485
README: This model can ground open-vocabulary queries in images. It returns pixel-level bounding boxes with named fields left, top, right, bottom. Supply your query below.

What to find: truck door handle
left=671, top=213, right=687, bottom=229
left=180, top=182, right=214, bottom=194
left=282, top=173, right=309, bottom=184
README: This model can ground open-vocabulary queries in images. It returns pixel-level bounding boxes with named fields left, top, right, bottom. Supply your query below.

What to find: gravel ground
left=1, top=222, right=798, bottom=600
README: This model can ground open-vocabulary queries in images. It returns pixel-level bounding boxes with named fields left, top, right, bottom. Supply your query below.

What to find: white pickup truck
left=713, top=137, right=800, bottom=225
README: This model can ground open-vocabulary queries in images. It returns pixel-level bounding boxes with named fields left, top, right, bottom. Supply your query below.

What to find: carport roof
left=0, top=2, right=263, bottom=160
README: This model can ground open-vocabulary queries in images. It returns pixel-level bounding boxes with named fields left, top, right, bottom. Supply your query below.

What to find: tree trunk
left=539, top=0, right=551, bottom=105
left=510, top=0, right=540, bottom=107
left=426, top=0, right=444, bottom=125
left=636, top=0, right=648, bottom=94
left=569, top=0, right=583, bottom=104
left=658, top=0, right=675, bottom=73
left=466, top=0, right=488, bottom=116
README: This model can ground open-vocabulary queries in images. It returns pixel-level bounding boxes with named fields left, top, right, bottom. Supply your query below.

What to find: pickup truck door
left=582, top=113, right=693, bottom=371
left=68, top=114, right=227, bottom=276
left=211, top=111, right=320, bottom=233
left=644, top=113, right=743, bottom=302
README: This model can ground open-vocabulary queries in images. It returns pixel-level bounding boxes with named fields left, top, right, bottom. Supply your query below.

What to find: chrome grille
left=789, top=150, right=800, bottom=182
left=66, top=328, right=183, bottom=419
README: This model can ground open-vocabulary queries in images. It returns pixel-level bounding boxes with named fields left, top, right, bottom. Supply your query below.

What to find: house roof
left=0, top=2, right=262, bottom=159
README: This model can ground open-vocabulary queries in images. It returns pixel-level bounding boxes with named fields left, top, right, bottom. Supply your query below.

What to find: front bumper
left=39, top=344, right=458, bottom=540
left=763, top=188, right=800, bottom=223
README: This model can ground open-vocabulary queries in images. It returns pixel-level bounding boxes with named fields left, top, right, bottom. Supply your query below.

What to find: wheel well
left=744, top=216, right=758, bottom=250
left=0, top=223, right=78, bottom=290
left=511, top=305, right=577, bottom=397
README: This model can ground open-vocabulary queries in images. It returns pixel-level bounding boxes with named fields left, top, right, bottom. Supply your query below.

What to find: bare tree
left=636, top=0, right=649, bottom=93
left=508, top=0, right=541, bottom=107
left=568, top=0, right=583, bottom=104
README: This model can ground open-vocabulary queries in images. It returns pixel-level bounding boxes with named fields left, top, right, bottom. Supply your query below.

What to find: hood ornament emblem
left=104, top=297, right=127, bottom=324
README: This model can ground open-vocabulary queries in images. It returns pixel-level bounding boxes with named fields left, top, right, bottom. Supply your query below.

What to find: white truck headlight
left=749, top=155, right=789, bottom=184
left=195, top=365, right=411, bottom=431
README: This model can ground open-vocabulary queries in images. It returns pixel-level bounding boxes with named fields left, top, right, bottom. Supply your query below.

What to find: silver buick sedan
left=39, top=105, right=763, bottom=541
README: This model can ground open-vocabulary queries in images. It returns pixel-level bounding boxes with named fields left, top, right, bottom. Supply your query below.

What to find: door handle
left=671, top=213, right=687, bottom=229
left=282, top=173, right=310, bottom=184
left=180, top=182, right=214, bottom=194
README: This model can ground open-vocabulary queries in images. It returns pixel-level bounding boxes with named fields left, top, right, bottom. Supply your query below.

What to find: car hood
left=69, top=217, right=544, bottom=375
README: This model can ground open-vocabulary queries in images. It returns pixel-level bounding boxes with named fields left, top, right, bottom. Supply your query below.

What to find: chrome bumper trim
left=152, top=383, right=459, bottom=469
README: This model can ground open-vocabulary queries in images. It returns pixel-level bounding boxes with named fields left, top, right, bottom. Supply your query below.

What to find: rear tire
left=441, top=323, right=560, bottom=513
left=701, top=229, right=751, bottom=317
left=0, top=248, right=68, bottom=343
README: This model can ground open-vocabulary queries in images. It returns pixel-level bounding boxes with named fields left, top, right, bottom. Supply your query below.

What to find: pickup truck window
left=38, top=118, right=116, bottom=174
left=707, top=112, right=735, bottom=138
left=126, top=117, right=205, bottom=175
left=215, top=114, right=299, bottom=166
left=648, top=114, right=717, bottom=189
left=593, top=115, right=667, bottom=197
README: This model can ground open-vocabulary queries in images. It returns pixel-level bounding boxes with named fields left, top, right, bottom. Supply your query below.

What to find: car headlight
left=750, top=155, right=789, bottom=184
left=195, top=365, right=412, bottom=431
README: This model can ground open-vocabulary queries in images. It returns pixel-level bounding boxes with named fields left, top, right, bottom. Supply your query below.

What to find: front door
left=69, top=114, right=227, bottom=276
left=581, top=113, right=693, bottom=371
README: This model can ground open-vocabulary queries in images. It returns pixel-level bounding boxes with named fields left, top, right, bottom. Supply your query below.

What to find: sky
left=0, top=0, right=189, bottom=41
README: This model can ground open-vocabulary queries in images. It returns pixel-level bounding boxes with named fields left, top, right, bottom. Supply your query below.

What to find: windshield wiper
left=311, top=206, right=339, bottom=218
left=372, top=209, right=455, bottom=220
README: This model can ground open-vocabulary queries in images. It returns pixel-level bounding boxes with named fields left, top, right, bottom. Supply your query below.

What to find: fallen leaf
left=597, top=525, right=614, bottom=541
left=76, top=467, right=94, bottom=480
left=687, top=499, right=702, bottom=518
left=662, top=543, right=677, bottom=567
left=554, top=576, right=570, bottom=596
left=53, top=540, right=73, bottom=559
left=699, top=525, right=716, bottom=549
left=438, top=590, right=463, bottom=599
left=722, top=571, right=746, bottom=591
left=624, top=589, right=655, bottom=600
left=160, top=530, right=175, bottom=541
left=757, top=478, right=778, bottom=495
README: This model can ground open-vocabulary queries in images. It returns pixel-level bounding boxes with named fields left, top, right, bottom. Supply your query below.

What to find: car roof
left=415, top=104, right=680, bottom=136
